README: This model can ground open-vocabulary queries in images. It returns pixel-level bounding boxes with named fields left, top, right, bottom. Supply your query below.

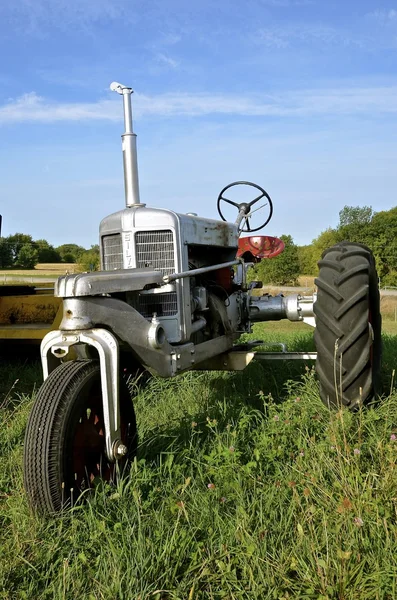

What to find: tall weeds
left=0, top=329, right=397, bottom=599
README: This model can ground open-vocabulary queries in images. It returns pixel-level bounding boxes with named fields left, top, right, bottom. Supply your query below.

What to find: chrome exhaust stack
left=110, top=82, right=141, bottom=207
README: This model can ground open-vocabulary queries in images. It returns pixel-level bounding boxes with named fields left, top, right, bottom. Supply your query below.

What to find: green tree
left=303, top=228, right=343, bottom=274
left=297, top=245, right=317, bottom=275
left=332, top=204, right=397, bottom=283
left=337, top=205, right=374, bottom=245
left=253, top=235, right=300, bottom=285
left=364, top=207, right=397, bottom=280
left=34, top=239, right=61, bottom=263
left=79, top=246, right=100, bottom=272
left=338, top=205, right=373, bottom=228
left=295, top=208, right=375, bottom=278
left=6, top=233, right=33, bottom=263
left=17, top=244, right=39, bottom=269
left=0, top=238, right=13, bottom=268
left=56, top=243, right=86, bottom=263
left=312, top=228, right=342, bottom=258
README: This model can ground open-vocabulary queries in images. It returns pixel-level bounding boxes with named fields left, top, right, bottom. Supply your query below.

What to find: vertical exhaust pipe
left=110, top=82, right=141, bottom=207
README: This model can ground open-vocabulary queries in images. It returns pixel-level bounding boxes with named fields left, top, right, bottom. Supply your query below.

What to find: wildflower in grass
left=330, top=445, right=336, bottom=451
left=288, top=481, right=296, bottom=488
left=294, top=397, right=301, bottom=403
left=390, top=434, right=397, bottom=442
left=219, top=497, right=227, bottom=504
left=353, top=448, right=361, bottom=456
left=303, top=488, right=310, bottom=497
left=299, top=451, right=304, bottom=457
left=354, top=517, right=364, bottom=527
left=191, top=421, right=197, bottom=428
left=228, top=446, right=235, bottom=453
left=207, top=483, right=216, bottom=490
left=274, top=415, right=280, bottom=422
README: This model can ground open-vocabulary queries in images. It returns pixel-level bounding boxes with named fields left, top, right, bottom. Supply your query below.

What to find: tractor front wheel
left=314, top=242, right=381, bottom=409
left=24, top=359, right=137, bottom=514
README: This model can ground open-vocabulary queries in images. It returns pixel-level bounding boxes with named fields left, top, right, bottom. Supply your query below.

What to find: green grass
left=1, top=325, right=397, bottom=599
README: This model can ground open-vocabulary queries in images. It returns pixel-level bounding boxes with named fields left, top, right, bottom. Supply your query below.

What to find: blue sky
left=0, top=0, right=396, bottom=248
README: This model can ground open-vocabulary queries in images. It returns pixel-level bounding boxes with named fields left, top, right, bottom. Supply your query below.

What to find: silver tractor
left=24, top=83, right=381, bottom=514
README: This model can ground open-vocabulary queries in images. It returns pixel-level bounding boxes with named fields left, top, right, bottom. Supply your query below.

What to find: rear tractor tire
left=24, top=359, right=137, bottom=514
left=314, top=242, right=381, bottom=409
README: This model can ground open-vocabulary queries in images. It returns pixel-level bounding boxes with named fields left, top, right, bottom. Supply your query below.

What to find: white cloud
left=0, top=92, right=119, bottom=123
left=256, top=23, right=362, bottom=48
left=258, top=30, right=289, bottom=48
left=1, top=85, right=397, bottom=124
left=158, top=33, right=182, bottom=46
left=155, top=53, right=180, bottom=69
left=367, top=9, right=397, bottom=22
left=0, top=0, right=131, bottom=36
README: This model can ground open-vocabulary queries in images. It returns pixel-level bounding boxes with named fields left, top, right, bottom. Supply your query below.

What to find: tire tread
left=314, top=242, right=381, bottom=409
left=24, top=360, right=137, bottom=514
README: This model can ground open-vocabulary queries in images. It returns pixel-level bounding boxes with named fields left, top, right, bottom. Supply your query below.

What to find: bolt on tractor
left=24, top=83, right=382, bottom=514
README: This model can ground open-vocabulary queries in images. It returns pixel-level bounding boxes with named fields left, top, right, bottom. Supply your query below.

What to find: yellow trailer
left=0, top=286, right=62, bottom=343
left=0, top=215, right=63, bottom=345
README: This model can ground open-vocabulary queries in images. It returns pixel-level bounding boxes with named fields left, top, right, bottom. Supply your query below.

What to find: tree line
left=0, top=233, right=100, bottom=271
left=250, top=204, right=397, bottom=286
left=1, top=204, right=396, bottom=284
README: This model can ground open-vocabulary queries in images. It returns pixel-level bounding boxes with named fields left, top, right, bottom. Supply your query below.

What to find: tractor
left=23, top=83, right=382, bottom=514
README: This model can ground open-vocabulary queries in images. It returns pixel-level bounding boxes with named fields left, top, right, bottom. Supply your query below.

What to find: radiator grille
left=137, top=292, right=178, bottom=318
left=135, top=230, right=175, bottom=275
left=102, top=234, right=123, bottom=270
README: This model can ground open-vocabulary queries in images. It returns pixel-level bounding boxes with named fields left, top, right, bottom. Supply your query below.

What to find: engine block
left=99, top=205, right=239, bottom=343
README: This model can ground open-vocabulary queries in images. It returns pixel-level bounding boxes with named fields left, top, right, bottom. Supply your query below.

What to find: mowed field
left=0, top=319, right=397, bottom=598
left=0, top=264, right=78, bottom=281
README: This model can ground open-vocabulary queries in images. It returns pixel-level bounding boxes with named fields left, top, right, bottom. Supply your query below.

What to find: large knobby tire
left=314, top=242, right=382, bottom=409
left=24, top=359, right=137, bottom=514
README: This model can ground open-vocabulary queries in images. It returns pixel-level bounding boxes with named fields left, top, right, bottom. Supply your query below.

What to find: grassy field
left=0, top=264, right=77, bottom=283
left=1, top=320, right=397, bottom=599
left=0, top=263, right=77, bottom=276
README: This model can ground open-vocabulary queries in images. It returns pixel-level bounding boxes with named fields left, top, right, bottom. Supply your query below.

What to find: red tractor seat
left=237, top=235, right=285, bottom=262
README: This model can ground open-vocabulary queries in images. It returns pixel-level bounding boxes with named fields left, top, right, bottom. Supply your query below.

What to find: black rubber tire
left=24, top=359, right=137, bottom=514
left=314, top=242, right=382, bottom=409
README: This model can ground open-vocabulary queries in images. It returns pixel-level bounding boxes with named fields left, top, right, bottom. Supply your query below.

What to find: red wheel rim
left=70, top=379, right=132, bottom=494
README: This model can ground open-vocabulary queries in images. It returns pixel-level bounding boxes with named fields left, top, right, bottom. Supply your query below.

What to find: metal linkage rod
left=163, top=259, right=242, bottom=284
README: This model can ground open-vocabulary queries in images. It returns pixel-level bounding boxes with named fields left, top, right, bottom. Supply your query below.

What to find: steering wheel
left=217, top=181, right=273, bottom=233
